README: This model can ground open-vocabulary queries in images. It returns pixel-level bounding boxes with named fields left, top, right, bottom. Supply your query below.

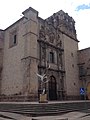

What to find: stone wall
left=0, top=30, right=4, bottom=94
left=63, top=34, right=80, bottom=97
left=38, top=9, right=79, bottom=100
left=78, top=48, right=90, bottom=99
left=0, top=7, right=80, bottom=101
left=1, top=7, right=38, bottom=98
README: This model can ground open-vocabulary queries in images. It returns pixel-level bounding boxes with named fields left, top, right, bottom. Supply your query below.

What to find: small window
left=74, top=83, right=76, bottom=85
left=13, top=35, right=17, bottom=44
left=72, top=64, right=74, bottom=68
left=9, top=30, right=17, bottom=48
left=71, top=52, right=74, bottom=57
left=49, top=52, right=54, bottom=63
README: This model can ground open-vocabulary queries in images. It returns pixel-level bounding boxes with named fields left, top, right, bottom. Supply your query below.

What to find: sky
left=0, top=0, right=90, bottom=50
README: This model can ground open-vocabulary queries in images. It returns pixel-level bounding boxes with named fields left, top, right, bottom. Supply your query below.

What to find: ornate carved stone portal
left=38, top=10, right=77, bottom=100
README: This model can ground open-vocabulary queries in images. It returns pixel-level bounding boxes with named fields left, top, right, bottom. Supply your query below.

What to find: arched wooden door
left=49, top=76, right=57, bottom=100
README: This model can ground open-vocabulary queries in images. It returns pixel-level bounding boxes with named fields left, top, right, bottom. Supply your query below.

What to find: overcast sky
left=0, top=0, right=90, bottom=50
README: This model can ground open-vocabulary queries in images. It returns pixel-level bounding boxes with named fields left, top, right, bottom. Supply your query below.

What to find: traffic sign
left=80, top=88, right=85, bottom=95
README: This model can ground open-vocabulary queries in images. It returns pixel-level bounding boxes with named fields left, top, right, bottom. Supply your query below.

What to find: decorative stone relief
left=49, top=33, right=55, bottom=43
left=45, top=23, right=56, bottom=43
left=58, top=52, right=62, bottom=65
left=39, top=25, right=46, bottom=40
left=39, top=9, right=76, bottom=47
left=56, top=41, right=62, bottom=48
left=41, top=46, right=46, bottom=60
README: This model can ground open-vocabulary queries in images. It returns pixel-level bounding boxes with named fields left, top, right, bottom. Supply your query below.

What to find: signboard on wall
left=80, top=88, right=85, bottom=95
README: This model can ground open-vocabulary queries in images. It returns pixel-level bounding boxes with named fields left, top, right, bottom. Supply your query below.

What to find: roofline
left=22, top=7, right=38, bottom=15
left=4, top=6, right=77, bottom=42
left=0, top=29, right=4, bottom=31
left=78, top=47, right=90, bottom=52
left=62, top=31, right=79, bottom=42
left=4, top=17, right=24, bottom=31
left=38, top=17, right=44, bottom=21
left=4, top=7, right=39, bottom=31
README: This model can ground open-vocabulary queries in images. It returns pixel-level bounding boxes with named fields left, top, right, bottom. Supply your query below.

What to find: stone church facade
left=0, top=7, right=89, bottom=101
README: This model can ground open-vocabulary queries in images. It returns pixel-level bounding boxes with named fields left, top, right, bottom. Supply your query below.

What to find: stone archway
left=48, top=76, right=57, bottom=100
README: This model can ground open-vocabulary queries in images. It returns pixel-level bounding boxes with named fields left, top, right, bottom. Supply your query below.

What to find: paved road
left=0, top=101, right=90, bottom=120
left=0, top=111, right=90, bottom=120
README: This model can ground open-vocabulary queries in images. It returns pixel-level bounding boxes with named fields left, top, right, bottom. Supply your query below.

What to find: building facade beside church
left=0, top=7, right=90, bottom=101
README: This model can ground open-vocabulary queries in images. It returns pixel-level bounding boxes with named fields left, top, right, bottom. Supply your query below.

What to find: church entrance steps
left=0, top=101, right=90, bottom=117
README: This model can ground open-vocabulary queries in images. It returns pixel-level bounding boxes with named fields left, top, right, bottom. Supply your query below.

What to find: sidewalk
left=0, top=112, right=31, bottom=120
left=0, top=100, right=90, bottom=104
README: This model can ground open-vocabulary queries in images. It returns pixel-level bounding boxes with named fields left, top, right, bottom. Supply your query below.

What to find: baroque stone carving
left=49, top=32, right=55, bottom=43
left=56, top=41, right=62, bottom=48
left=39, top=9, right=77, bottom=46
left=39, top=25, right=46, bottom=40
left=42, top=46, right=46, bottom=60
